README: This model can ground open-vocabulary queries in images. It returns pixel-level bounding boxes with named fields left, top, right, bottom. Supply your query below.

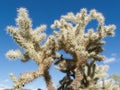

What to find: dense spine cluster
left=6, top=8, right=59, bottom=90
left=51, top=8, right=116, bottom=90
left=6, top=8, right=119, bottom=90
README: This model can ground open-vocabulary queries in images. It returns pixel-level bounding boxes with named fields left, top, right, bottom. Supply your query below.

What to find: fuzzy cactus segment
left=6, top=8, right=59, bottom=90
left=52, top=8, right=116, bottom=90
left=6, top=8, right=117, bottom=90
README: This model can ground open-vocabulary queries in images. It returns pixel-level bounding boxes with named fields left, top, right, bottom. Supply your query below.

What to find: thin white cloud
left=0, top=84, right=11, bottom=90
left=3, top=79, right=9, bottom=83
left=0, top=78, right=11, bottom=90
left=103, top=57, right=116, bottom=64
left=0, top=79, right=10, bottom=84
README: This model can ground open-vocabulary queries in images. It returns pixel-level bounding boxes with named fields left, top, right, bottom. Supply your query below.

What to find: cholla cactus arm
left=79, top=59, right=97, bottom=88
left=6, top=8, right=56, bottom=90
left=10, top=57, right=55, bottom=90
left=10, top=73, right=19, bottom=85
left=94, top=65, right=109, bottom=79
left=51, top=8, right=116, bottom=58
left=78, top=64, right=119, bottom=90
left=10, top=69, right=43, bottom=90
left=6, top=50, right=30, bottom=62
left=6, top=8, right=41, bottom=64
left=6, top=50, right=23, bottom=60
left=51, top=8, right=116, bottom=90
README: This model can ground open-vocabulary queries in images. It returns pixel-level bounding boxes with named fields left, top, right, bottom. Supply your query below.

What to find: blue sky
left=0, top=0, right=120, bottom=89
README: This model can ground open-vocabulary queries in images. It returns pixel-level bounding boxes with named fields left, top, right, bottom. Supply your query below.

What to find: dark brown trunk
left=43, top=70, right=55, bottom=90
left=66, top=51, right=85, bottom=90
left=67, top=68, right=83, bottom=90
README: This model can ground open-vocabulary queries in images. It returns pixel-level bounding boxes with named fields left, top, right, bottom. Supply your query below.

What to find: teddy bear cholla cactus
left=6, top=8, right=116, bottom=90
left=81, top=64, right=109, bottom=89
left=110, top=74, right=120, bottom=89
left=6, top=8, right=59, bottom=90
left=79, top=65, right=120, bottom=90
left=55, top=58, right=120, bottom=90
left=51, top=8, right=116, bottom=90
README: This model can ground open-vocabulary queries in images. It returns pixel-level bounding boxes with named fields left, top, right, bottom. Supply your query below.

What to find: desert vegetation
left=5, top=8, right=119, bottom=90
